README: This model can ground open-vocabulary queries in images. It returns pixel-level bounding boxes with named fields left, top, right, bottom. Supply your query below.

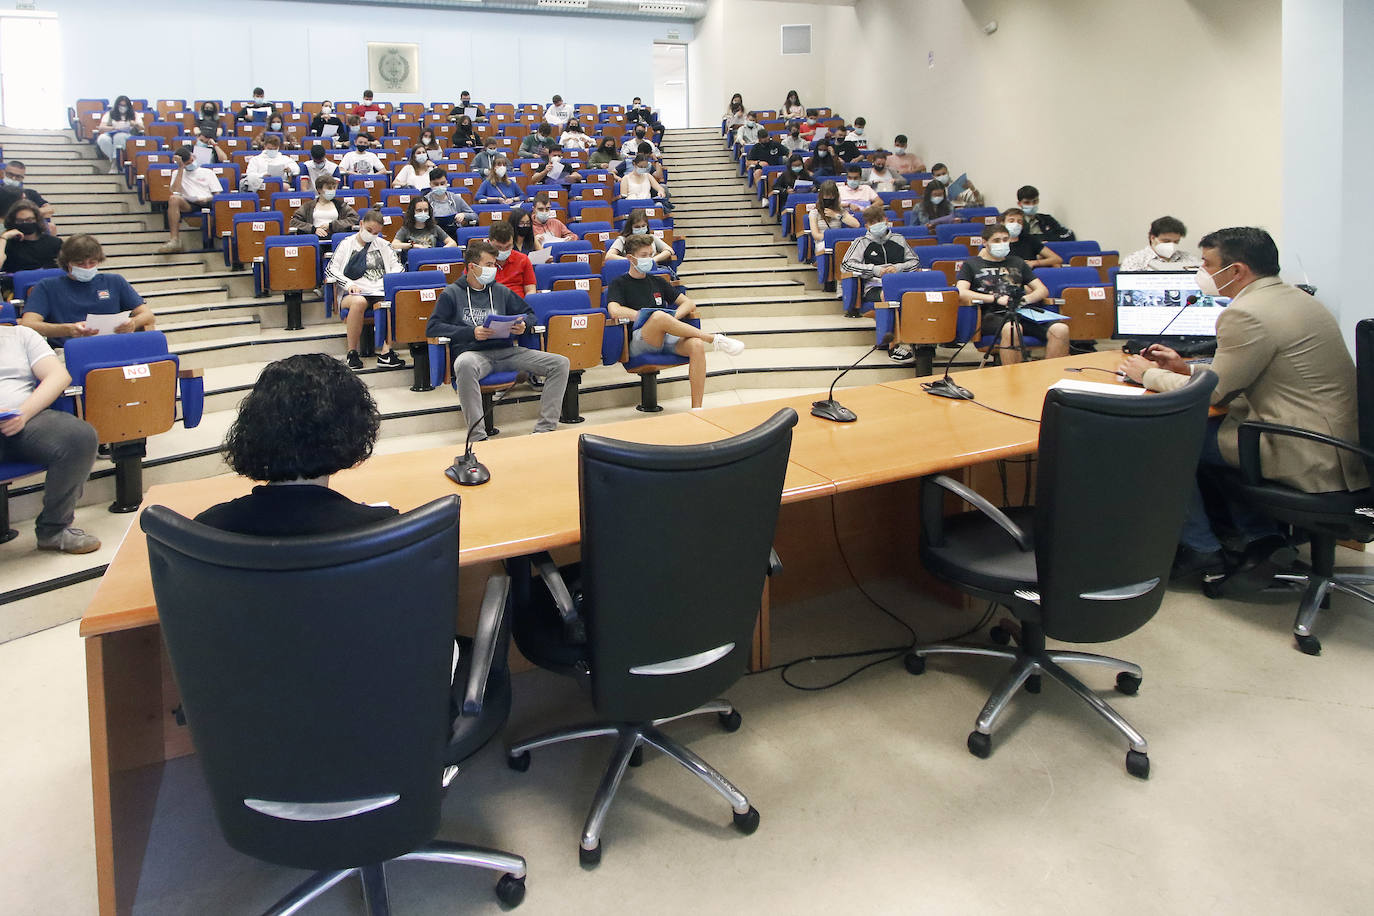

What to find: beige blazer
left=1144, top=276, right=1367, bottom=494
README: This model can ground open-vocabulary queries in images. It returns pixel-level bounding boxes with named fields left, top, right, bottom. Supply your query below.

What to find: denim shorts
left=629, top=327, right=681, bottom=358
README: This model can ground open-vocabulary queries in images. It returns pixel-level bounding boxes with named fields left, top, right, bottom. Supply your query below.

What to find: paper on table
left=83, top=312, right=129, bottom=335
left=1049, top=378, right=1146, bottom=396
left=482, top=314, right=525, bottom=339
left=527, top=248, right=553, bottom=265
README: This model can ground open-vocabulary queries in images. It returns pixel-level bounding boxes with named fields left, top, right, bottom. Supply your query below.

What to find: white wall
left=812, top=0, right=1282, bottom=257
left=1284, top=0, right=1374, bottom=346
left=688, top=0, right=831, bottom=128
left=46, top=0, right=691, bottom=109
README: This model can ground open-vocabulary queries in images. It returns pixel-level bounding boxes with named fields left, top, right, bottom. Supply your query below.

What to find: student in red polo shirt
left=487, top=222, right=536, bottom=297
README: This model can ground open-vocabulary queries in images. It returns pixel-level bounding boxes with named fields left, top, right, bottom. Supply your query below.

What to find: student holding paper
left=21, top=234, right=154, bottom=345
left=955, top=222, right=1067, bottom=365
left=425, top=240, right=569, bottom=441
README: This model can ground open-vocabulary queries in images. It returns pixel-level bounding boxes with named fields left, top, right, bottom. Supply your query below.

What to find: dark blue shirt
left=25, top=273, right=143, bottom=326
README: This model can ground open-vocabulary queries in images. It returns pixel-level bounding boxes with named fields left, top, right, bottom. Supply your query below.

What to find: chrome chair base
left=263, top=841, right=527, bottom=916
left=909, top=641, right=1150, bottom=777
left=507, top=699, right=758, bottom=864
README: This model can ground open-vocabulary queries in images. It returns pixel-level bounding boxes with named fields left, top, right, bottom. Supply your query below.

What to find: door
left=652, top=42, right=688, bottom=131
left=0, top=12, right=63, bottom=129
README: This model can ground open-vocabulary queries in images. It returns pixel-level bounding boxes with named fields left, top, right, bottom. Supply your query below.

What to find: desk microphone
left=446, top=414, right=490, bottom=486
left=922, top=337, right=975, bottom=400
left=812, top=333, right=894, bottom=422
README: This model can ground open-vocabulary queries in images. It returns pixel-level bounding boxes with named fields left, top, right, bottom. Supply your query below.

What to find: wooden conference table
left=80, top=350, right=1130, bottom=914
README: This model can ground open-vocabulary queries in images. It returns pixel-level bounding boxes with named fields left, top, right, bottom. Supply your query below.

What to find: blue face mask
left=635, top=166, right=649, bottom=175
left=989, top=242, right=1011, bottom=259
left=634, top=257, right=655, bottom=273
left=184, top=161, right=199, bottom=171
left=70, top=265, right=99, bottom=282
left=477, top=265, right=497, bottom=285
left=791, top=165, right=803, bottom=174
left=631, top=226, right=648, bottom=236
left=1021, top=204, right=1037, bottom=216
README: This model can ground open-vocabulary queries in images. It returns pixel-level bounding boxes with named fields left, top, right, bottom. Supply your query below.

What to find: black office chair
left=1213, top=318, right=1374, bottom=655
left=505, top=408, right=797, bottom=866
left=906, top=371, right=1217, bottom=778
left=140, top=495, right=527, bottom=914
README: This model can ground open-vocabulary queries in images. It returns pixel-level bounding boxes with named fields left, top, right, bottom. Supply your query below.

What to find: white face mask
left=1006, top=222, right=1023, bottom=238
left=415, top=152, right=428, bottom=163
left=893, top=146, right=906, bottom=154
left=534, top=209, right=551, bottom=223
left=496, top=248, right=511, bottom=262
left=430, top=185, right=447, bottom=195
left=357, top=228, right=376, bottom=243
left=1196, top=263, right=1237, bottom=298
left=320, top=189, right=336, bottom=201
left=634, top=257, right=655, bottom=273
left=414, top=211, right=429, bottom=223
left=988, top=242, right=1011, bottom=259
left=870, top=222, right=890, bottom=239
left=70, top=265, right=99, bottom=282
left=929, top=195, right=944, bottom=206
left=264, top=149, right=280, bottom=159
left=935, top=173, right=951, bottom=185
left=1153, top=240, right=1177, bottom=259
left=631, top=226, right=648, bottom=236
left=476, top=265, right=497, bottom=285
left=495, top=166, right=507, bottom=178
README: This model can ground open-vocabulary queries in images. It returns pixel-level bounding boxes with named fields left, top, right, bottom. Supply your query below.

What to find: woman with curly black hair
left=195, top=354, right=397, bottom=536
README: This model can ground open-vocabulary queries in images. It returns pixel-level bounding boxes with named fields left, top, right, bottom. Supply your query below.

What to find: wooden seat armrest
left=427, top=336, right=451, bottom=345
left=177, top=368, right=203, bottom=379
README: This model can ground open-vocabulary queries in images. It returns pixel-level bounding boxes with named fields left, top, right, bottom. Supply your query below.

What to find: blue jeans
left=1179, top=417, right=1281, bottom=553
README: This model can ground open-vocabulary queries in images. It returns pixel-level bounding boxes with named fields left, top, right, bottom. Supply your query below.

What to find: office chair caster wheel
left=718, top=709, right=742, bottom=732
left=733, top=806, right=760, bottom=834
left=903, top=653, right=926, bottom=675
left=966, top=731, right=991, bottom=759
left=1024, top=675, right=1041, bottom=694
left=495, top=874, right=526, bottom=908
left=989, top=624, right=1012, bottom=645
left=629, top=745, right=644, bottom=767
left=507, top=751, right=531, bottom=772
left=1295, top=634, right=1321, bottom=656
left=1126, top=750, right=1150, bottom=779
left=579, top=843, right=602, bottom=868
left=1202, top=578, right=1226, bottom=600
left=1115, top=672, right=1142, bottom=695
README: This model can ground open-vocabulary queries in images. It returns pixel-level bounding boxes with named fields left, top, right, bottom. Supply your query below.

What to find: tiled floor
left=4, top=560, right=1374, bottom=915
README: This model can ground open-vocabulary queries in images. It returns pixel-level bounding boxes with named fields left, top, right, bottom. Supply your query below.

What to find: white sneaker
left=712, top=334, right=745, bottom=356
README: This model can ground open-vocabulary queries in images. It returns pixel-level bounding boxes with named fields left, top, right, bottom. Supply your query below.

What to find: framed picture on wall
left=368, top=42, right=420, bottom=94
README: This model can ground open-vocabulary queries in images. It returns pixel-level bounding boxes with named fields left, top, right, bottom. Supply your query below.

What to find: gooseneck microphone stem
left=811, top=333, right=894, bottom=423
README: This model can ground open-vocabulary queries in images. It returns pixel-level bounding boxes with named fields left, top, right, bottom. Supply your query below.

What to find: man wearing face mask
left=782, top=125, right=807, bottom=155
left=746, top=131, right=788, bottom=187
left=1120, top=227, right=1366, bottom=579
left=627, top=96, right=662, bottom=134
left=543, top=95, right=573, bottom=127
left=339, top=135, right=385, bottom=175
left=1014, top=185, right=1074, bottom=243
left=159, top=145, right=224, bottom=253
left=808, top=140, right=839, bottom=178
left=735, top=114, right=764, bottom=148
left=303, top=145, right=340, bottom=190
left=928, top=162, right=983, bottom=207
left=619, top=125, right=660, bottom=161
left=426, top=169, right=477, bottom=236
left=1000, top=207, right=1062, bottom=269
left=866, top=150, right=908, bottom=192
left=956, top=223, right=1063, bottom=366
left=530, top=191, right=576, bottom=246
left=191, top=129, right=231, bottom=166
left=1120, top=215, right=1201, bottom=272
left=326, top=209, right=406, bottom=372
left=23, top=235, right=153, bottom=344
left=841, top=204, right=919, bottom=325
left=239, top=135, right=300, bottom=197
left=607, top=234, right=744, bottom=410
left=799, top=110, right=828, bottom=143
left=426, top=240, right=569, bottom=440
left=486, top=223, right=537, bottom=297
left=289, top=176, right=359, bottom=239
left=310, top=101, right=349, bottom=146
left=520, top=123, right=559, bottom=158
left=886, top=135, right=926, bottom=175
left=837, top=164, right=880, bottom=214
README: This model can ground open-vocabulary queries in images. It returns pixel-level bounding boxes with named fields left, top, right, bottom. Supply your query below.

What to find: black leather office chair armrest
left=463, top=573, right=510, bottom=717
left=1237, top=421, right=1374, bottom=486
left=531, top=550, right=586, bottom=644
left=923, top=474, right=1032, bottom=552
left=767, top=548, right=783, bottom=577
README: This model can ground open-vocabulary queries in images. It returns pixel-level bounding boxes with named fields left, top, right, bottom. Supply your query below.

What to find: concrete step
left=677, top=263, right=819, bottom=288
left=687, top=238, right=794, bottom=253
left=47, top=199, right=133, bottom=215
left=15, top=162, right=105, bottom=177
left=0, top=146, right=90, bottom=160
left=102, top=252, right=217, bottom=270
left=684, top=247, right=795, bottom=261
left=669, top=213, right=771, bottom=228
left=159, top=315, right=261, bottom=344
left=172, top=325, right=347, bottom=369
left=58, top=219, right=161, bottom=236
left=706, top=315, right=875, bottom=349
left=695, top=292, right=842, bottom=319
left=140, top=284, right=232, bottom=306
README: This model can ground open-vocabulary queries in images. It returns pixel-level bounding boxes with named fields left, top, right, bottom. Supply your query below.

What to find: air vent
left=538, top=0, right=588, bottom=8
left=640, top=0, right=686, bottom=13
left=781, top=23, right=812, bottom=55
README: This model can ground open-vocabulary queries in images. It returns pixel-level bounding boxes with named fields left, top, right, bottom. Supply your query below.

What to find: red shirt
left=496, top=250, right=535, bottom=296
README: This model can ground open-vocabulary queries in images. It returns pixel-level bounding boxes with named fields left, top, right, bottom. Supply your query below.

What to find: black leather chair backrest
left=578, top=408, right=797, bottom=722
left=140, top=495, right=460, bottom=872
left=1034, top=372, right=1217, bottom=643
left=1357, top=318, right=1373, bottom=462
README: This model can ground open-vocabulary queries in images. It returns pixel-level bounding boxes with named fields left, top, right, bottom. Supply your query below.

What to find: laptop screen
left=1114, top=270, right=1229, bottom=339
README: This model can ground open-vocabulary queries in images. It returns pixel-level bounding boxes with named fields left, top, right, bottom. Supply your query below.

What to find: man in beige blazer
left=1121, top=226, right=1366, bottom=579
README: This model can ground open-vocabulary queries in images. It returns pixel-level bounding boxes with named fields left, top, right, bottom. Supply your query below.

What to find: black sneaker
left=345, top=350, right=364, bottom=371
left=375, top=350, right=407, bottom=369
left=528, top=375, right=544, bottom=391
left=1170, top=545, right=1226, bottom=582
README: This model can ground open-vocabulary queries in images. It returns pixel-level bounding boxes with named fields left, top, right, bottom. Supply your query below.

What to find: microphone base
left=446, top=453, right=491, bottom=487
left=811, top=399, right=857, bottom=423
left=922, top=380, right=974, bottom=400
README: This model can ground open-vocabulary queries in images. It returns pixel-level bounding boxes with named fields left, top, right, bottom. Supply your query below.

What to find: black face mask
left=14, top=221, right=40, bottom=235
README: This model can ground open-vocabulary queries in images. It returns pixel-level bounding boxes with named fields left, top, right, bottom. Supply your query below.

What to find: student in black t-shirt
left=746, top=131, right=788, bottom=186
left=606, top=235, right=746, bottom=409
left=956, top=222, right=1066, bottom=365
left=1000, top=207, right=1062, bottom=269
left=196, top=354, right=398, bottom=536
left=0, top=200, right=61, bottom=275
